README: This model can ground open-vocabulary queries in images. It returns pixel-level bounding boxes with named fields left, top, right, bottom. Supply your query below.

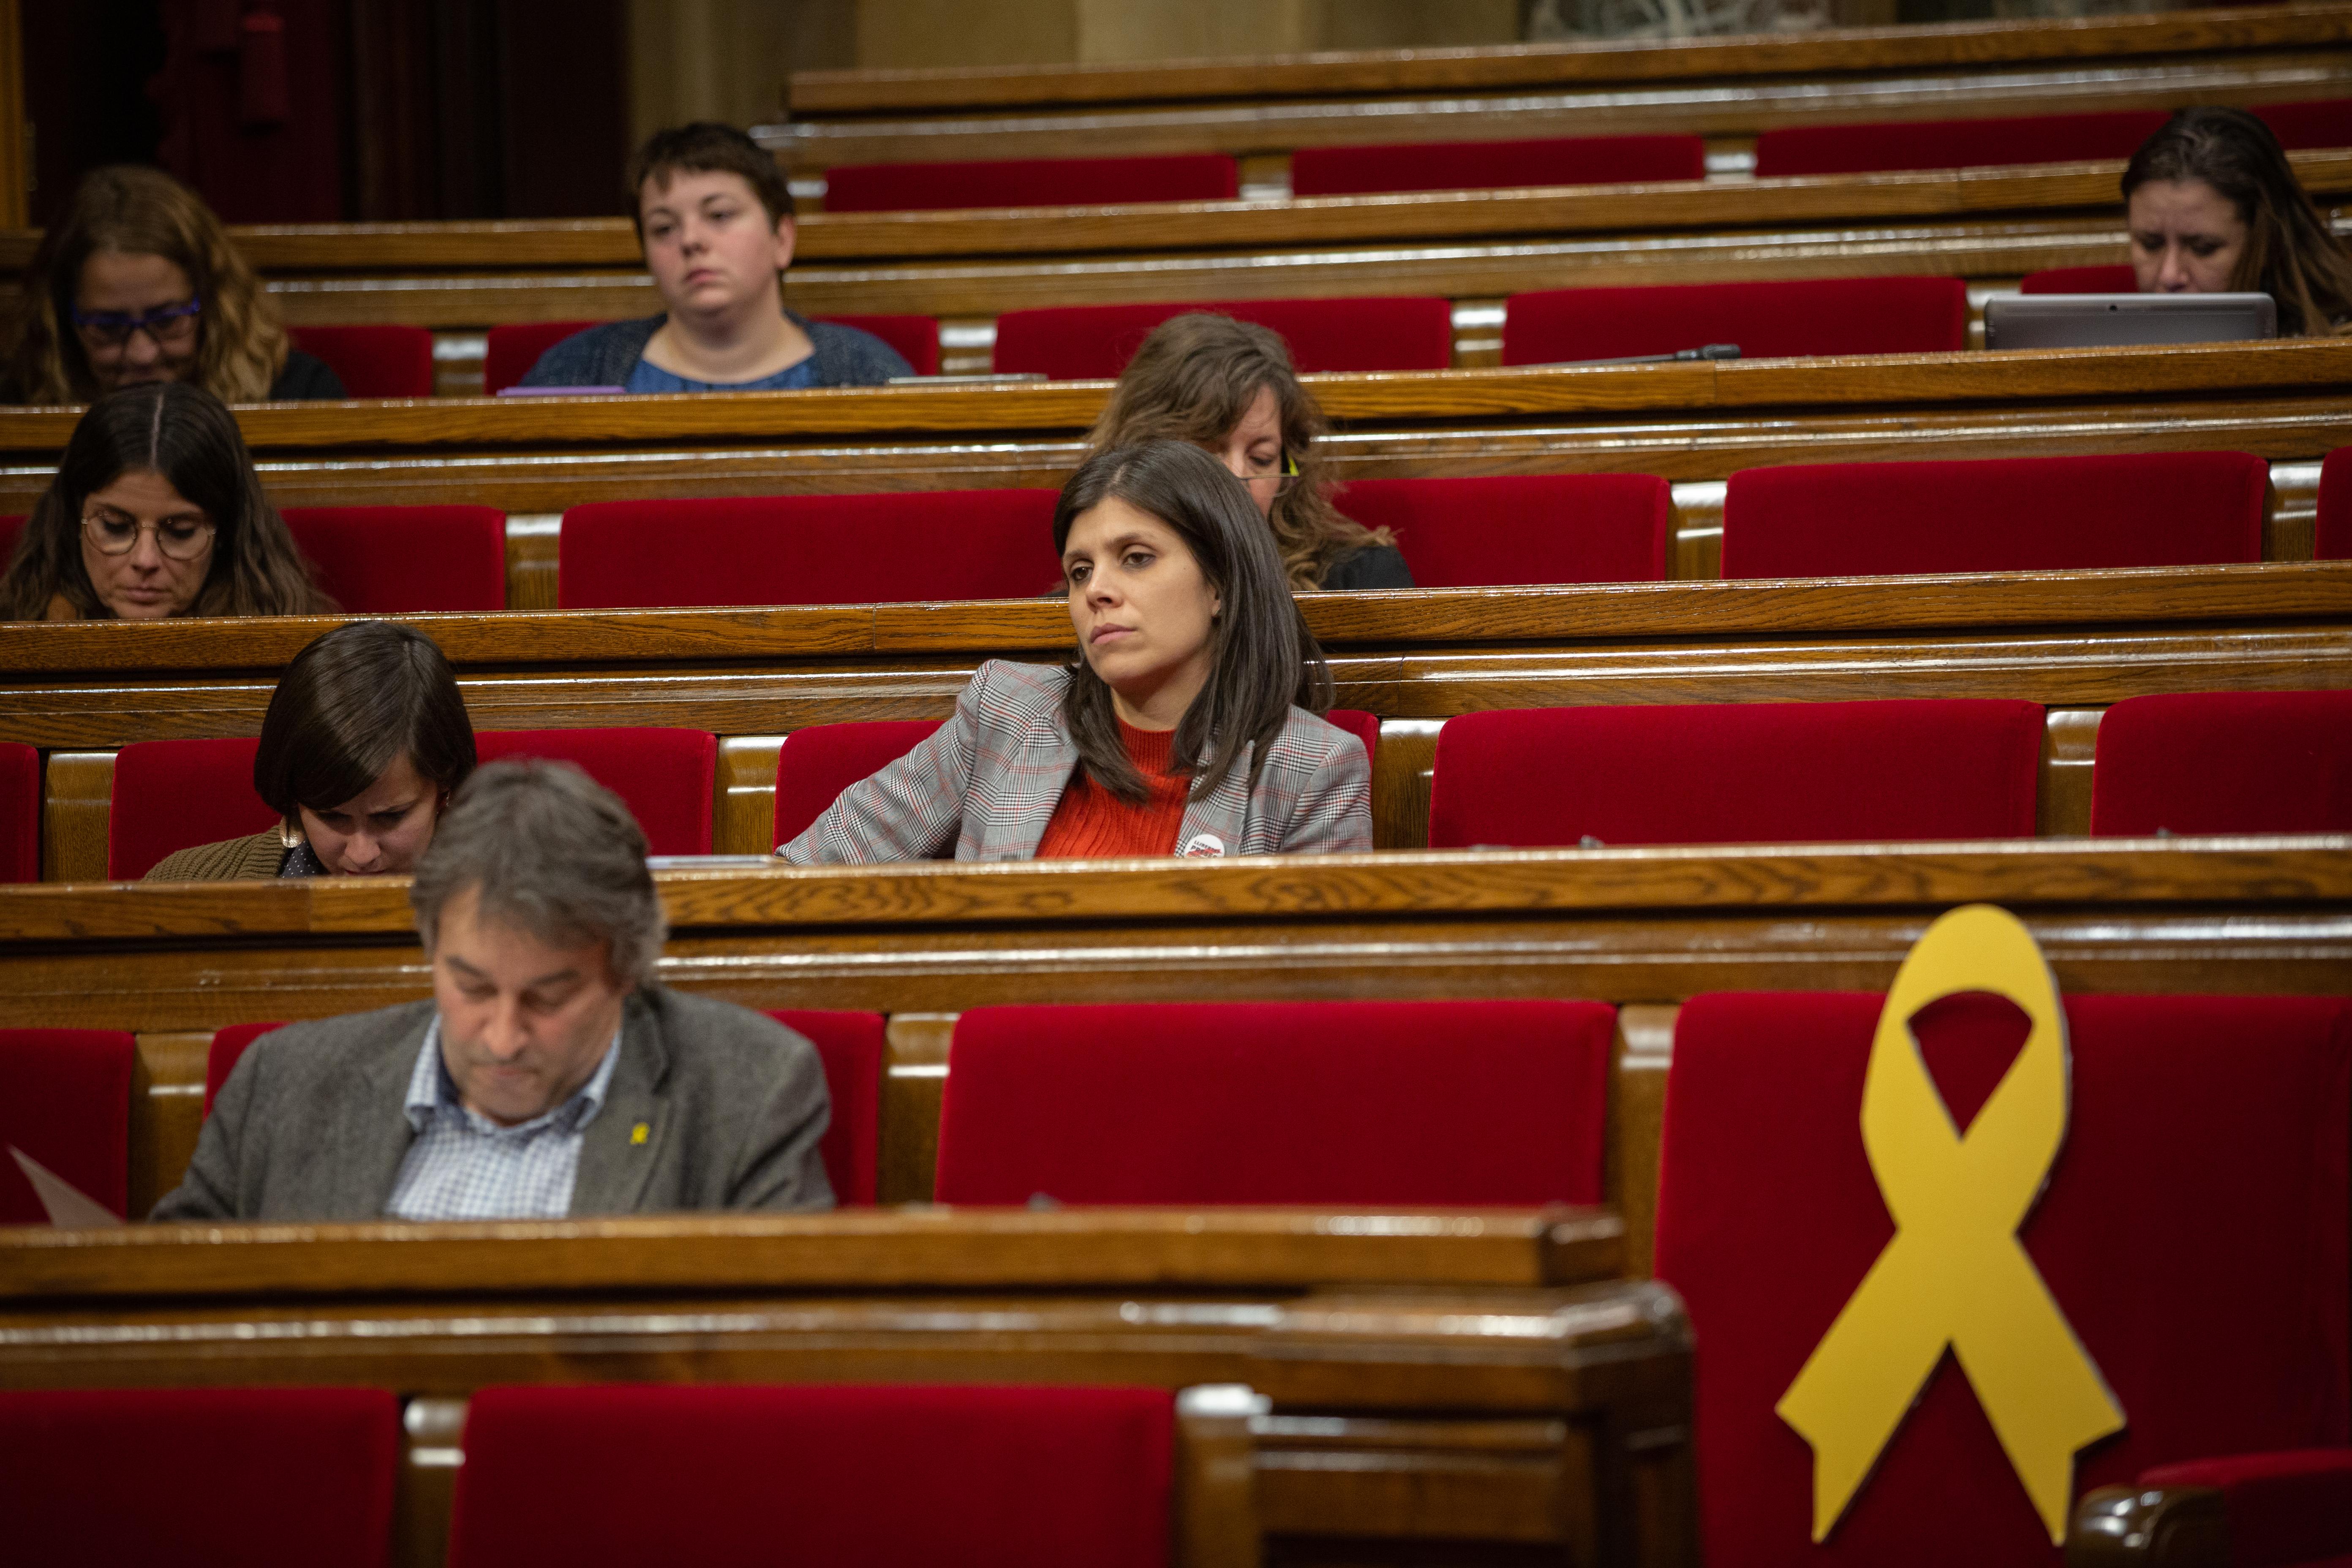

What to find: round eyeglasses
left=1232, top=450, right=1302, bottom=499
left=71, top=295, right=203, bottom=351
left=81, top=513, right=216, bottom=561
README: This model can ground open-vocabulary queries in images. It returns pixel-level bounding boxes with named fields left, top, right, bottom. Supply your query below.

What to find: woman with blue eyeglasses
left=1, top=166, right=343, bottom=406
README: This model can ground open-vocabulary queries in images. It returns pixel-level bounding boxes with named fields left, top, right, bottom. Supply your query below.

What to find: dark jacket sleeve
left=1319, top=544, right=1416, bottom=591
left=269, top=349, right=347, bottom=401
left=729, top=1023, right=837, bottom=1211
left=517, top=317, right=662, bottom=388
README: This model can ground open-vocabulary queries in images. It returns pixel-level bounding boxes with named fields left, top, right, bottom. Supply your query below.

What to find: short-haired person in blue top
left=518, top=123, right=913, bottom=392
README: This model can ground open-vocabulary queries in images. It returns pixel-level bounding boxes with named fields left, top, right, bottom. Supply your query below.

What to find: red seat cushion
left=994, top=297, right=1455, bottom=379
left=1654, top=991, right=2352, bottom=1568
left=817, top=313, right=939, bottom=377
left=558, top=490, right=1063, bottom=610
left=2089, top=690, right=2352, bottom=836
left=1334, top=473, right=1671, bottom=586
left=822, top=154, right=1237, bottom=212
left=0, top=1029, right=135, bottom=1222
left=1503, top=276, right=1968, bottom=364
left=764, top=1010, right=884, bottom=1204
left=206, top=1021, right=287, bottom=1114
left=2256, top=97, right=2352, bottom=151
left=1427, top=699, right=2044, bottom=849
left=286, top=324, right=435, bottom=399
left=1323, top=708, right=1379, bottom=769
left=447, top=1383, right=1174, bottom=1568
left=484, top=320, right=600, bottom=394
left=474, top=729, right=718, bottom=857
left=281, top=505, right=507, bottom=612
left=0, top=742, right=37, bottom=883
left=1753, top=108, right=2172, bottom=177
left=2137, top=1448, right=2352, bottom=1568
left=0, top=1387, right=401, bottom=1567
left=110, top=736, right=275, bottom=880
left=2321, top=447, right=2352, bottom=561
left=1721, top=451, right=2270, bottom=578
left=773, top=721, right=946, bottom=849
left=934, top=999, right=1615, bottom=1206
left=1290, top=134, right=1707, bottom=196
left=2018, top=264, right=2139, bottom=294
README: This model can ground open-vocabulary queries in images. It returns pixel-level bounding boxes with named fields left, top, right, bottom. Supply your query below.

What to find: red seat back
left=447, top=1383, right=1174, bottom=1568
left=1503, top=276, right=1968, bottom=365
left=1323, top=708, right=1379, bottom=769
left=773, top=721, right=945, bottom=849
left=483, top=320, right=599, bottom=394
left=823, top=153, right=1237, bottom=212
left=0, top=742, right=37, bottom=883
left=1654, top=989, right=2352, bottom=1568
left=1720, top=451, right=2270, bottom=578
left=0, top=1029, right=135, bottom=1222
left=1334, top=473, right=1671, bottom=586
left=816, top=313, right=940, bottom=376
left=280, top=505, right=507, bottom=612
left=2019, top=264, right=2139, bottom=294
left=207, top=1021, right=287, bottom=1114
left=286, top=324, right=436, bottom=398
left=1, top=1387, right=401, bottom=1566
left=934, top=999, right=1615, bottom=1206
left=474, top=729, right=717, bottom=856
left=1427, top=699, right=2044, bottom=849
left=1290, top=134, right=1706, bottom=196
left=1753, top=108, right=2171, bottom=177
left=2255, top=97, right=2352, bottom=150
left=994, top=297, right=1455, bottom=379
left=2090, top=691, right=2352, bottom=836
left=2321, top=447, right=2352, bottom=561
left=764, top=1010, right=885, bottom=1204
left=558, top=490, right=1063, bottom=609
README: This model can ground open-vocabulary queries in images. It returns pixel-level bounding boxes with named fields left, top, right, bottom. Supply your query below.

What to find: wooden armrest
left=2069, top=1483, right=2229, bottom=1568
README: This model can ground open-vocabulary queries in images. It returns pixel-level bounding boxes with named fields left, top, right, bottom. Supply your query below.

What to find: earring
left=278, top=819, right=306, bottom=849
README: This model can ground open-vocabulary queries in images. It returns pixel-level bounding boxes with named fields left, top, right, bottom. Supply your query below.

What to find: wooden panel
left=126, top=1031, right=208, bottom=1223
left=717, top=735, right=787, bottom=856
left=1612, top=1006, right=1676, bottom=1282
left=39, top=750, right=109, bottom=883
left=881, top=1013, right=954, bottom=1204
left=2040, top=707, right=2103, bottom=838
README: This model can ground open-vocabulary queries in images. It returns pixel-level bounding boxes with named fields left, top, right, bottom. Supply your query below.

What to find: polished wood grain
left=2067, top=1482, right=2230, bottom=1567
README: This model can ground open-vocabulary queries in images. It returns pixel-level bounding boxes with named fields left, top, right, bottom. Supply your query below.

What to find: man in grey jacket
left=152, top=759, right=833, bottom=1222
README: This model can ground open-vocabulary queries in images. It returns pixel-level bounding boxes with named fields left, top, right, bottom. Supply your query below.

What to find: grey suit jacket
left=151, top=986, right=834, bottom=1222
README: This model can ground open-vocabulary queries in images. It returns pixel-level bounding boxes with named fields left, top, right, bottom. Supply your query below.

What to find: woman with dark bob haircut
left=0, top=381, right=332, bottom=622
left=2123, top=106, right=2352, bottom=336
left=147, top=621, right=478, bottom=881
left=779, top=439, right=1371, bottom=863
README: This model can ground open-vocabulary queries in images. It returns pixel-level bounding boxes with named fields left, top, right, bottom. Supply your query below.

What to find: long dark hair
left=1054, top=440, right=1333, bottom=803
left=2123, top=106, right=2352, bottom=337
left=0, top=381, right=332, bottom=621
left=255, top=621, right=477, bottom=825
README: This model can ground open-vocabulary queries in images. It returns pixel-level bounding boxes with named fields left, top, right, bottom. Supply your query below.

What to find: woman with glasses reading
left=0, top=382, right=332, bottom=621
left=1, top=165, right=344, bottom=405
left=778, top=440, right=1371, bottom=864
left=1089, top=312, right=1413, bottom=591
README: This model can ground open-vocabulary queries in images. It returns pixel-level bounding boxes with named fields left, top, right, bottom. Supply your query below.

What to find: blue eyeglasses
left=70, top=295, right=203, bottom=349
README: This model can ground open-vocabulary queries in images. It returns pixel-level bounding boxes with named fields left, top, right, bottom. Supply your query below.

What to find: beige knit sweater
left=145, top=830, right=289, bottom=882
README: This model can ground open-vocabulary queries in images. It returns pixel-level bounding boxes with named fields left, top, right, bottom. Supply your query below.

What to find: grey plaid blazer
left=777, top=660, right=1372, bottom=863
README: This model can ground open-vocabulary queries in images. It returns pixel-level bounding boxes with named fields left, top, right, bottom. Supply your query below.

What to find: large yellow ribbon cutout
left=1776, top=904, right=2125, bottom=1544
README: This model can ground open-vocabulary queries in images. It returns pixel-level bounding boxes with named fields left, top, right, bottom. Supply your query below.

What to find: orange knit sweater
left=1034, top=720, right=1192, bottom=859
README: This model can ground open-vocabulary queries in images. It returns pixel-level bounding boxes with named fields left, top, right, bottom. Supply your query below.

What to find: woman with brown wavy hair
left=0, top=381, right=333, bottom=621
left=1088, top=313, right=1412, bottom=591
left=2, top=165, right=344, bottom=405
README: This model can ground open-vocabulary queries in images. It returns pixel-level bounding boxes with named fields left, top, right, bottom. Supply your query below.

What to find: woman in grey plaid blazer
left=779, top=441, right=1373, bottom=864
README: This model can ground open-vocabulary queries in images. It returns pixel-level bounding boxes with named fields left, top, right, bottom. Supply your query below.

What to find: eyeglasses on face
left=80, top=512, right=216, bottom=561
left=70, top=295, right=203, bottom=350
left=1233, top=449, right=1303, bottom=497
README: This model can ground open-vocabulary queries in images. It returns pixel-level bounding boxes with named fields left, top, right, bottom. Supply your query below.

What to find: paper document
left=9, top=1146, right=123, bottom=1228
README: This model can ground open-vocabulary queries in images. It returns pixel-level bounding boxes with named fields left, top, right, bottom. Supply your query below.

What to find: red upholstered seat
left=2089, top=690, right=2352, bottom=836
left=822, top=153, right=1237, bottom=212
left=1753, top=109, right=2171, bottom=177
left=0, top=742, right=37, bottom=883
left=475, top=729, right=717, bottom=856
left=1324, top=708, right=1379, bottom=768
left=2256, top=97, right=2352, bottom=150
left=1334, top=473, right=1671, bottom=586
left=773, top=720, right=945, bottom=849
left=207, top=1021, right=287, bottom=1114
left=1426, top=699, right=2044, bottom=849
left=1290, top=134, right=1707, bottom=196
left=1653, top=990, right=2352, bottom=1568
left=483, top=320, right=598, bottom=393
left=994, top=297, right=1455, bottom=379
left=0, top=1029, right=135, bottom=1222
left=286, top=324, right=435, bottom=398
left=558, top=490, right=1063, bottom=609
left=447, top=1383, right=1175, bottom=1568
left=280, top=505, right=507, bottom=612
left=1501, top=277, right=1968, bottom=365
left=934, top=999, right=1614, bottom=1205
left=0, top=1387, right=401, bottom=1566
left=2132, top=1449, right=2352, bottom=1568
left=2018, top=265, right=2138, bottom=294
left=2320, top=447, right=2352, bottom=561
left=764, top=1010, right=885, bottom=1204
left=1720, top=451, right=2270, bottom=578
left=816, top=313, right=940, bottom=376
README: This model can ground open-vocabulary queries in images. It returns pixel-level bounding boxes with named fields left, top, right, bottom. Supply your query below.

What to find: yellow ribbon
left=1776, top=904, right=2125, bottom=1544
